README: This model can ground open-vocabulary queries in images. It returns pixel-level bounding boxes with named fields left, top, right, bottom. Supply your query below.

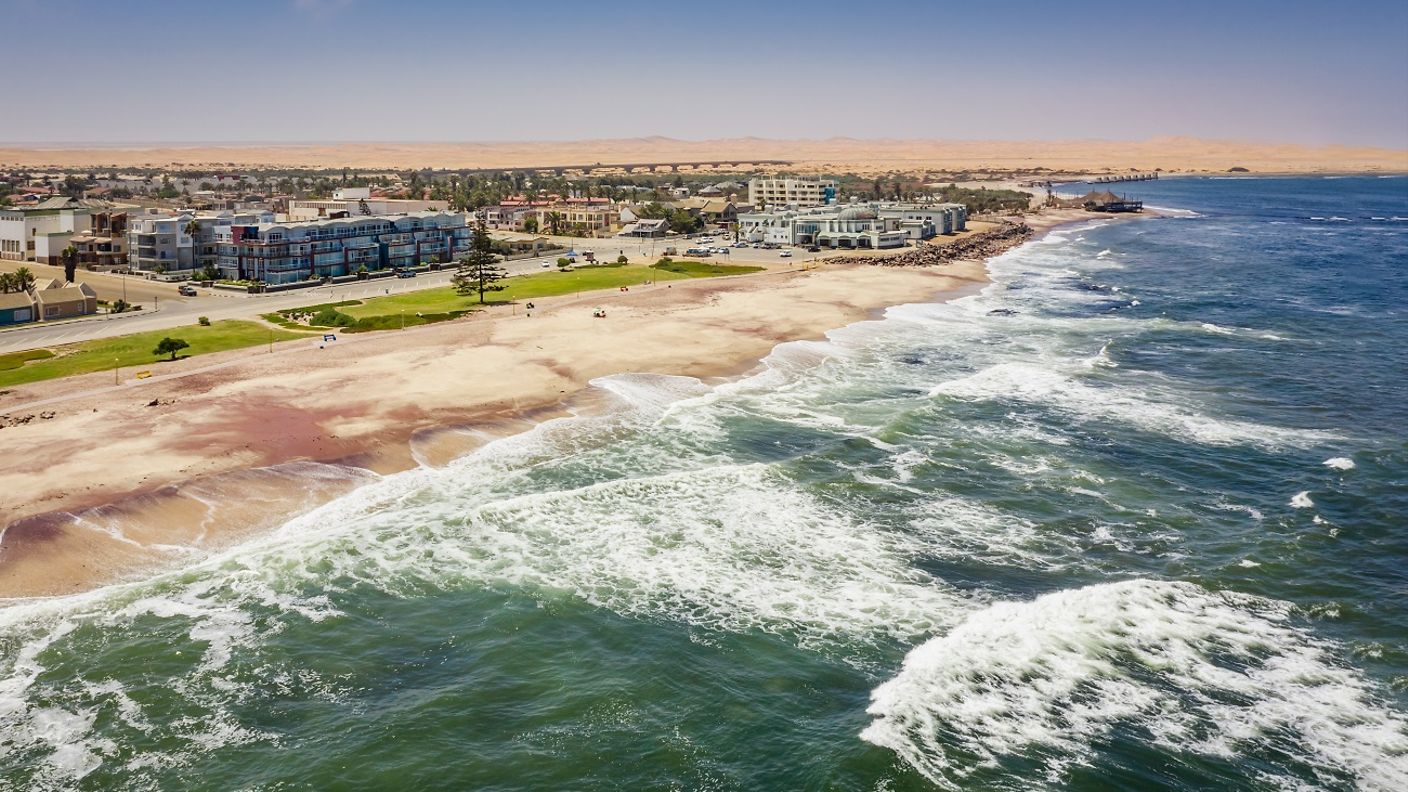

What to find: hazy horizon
left=1, top=0, right=1405, bottom=148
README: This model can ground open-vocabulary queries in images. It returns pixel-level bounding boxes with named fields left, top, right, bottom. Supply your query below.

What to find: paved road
left=0, top=236, right=807, bottom=354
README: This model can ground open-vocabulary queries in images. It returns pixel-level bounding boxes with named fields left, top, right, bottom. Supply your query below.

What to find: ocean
left=2, top=176, right=1405, bottom=790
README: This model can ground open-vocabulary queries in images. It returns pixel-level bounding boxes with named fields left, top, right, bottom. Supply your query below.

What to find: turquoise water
left=2, top=176, right=1406, bottom=790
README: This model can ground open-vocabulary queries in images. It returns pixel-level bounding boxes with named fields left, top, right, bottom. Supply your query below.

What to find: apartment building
left=215, top=211, right=471, bottom=284
left=68, top=211, right=129, bottom=270
left=529, top=204, right=619, bottom=236
left=127, top=209, right=276, bottom=274
left=747, top=177, right=838, bottom=209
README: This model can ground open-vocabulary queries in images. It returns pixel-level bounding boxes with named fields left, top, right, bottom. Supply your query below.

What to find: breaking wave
left=862, top=579, right=1408, bottom=790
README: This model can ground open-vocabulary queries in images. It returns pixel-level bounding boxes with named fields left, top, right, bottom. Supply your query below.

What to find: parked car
left=397, top=270, right=417, bottom=279
left=779, top=250, right=793, bottom=258
left=541, top=261, right=552, bottom=268
left=806, top=246, right=821, bottom=253
left=178, top=285, right=198, bottom=296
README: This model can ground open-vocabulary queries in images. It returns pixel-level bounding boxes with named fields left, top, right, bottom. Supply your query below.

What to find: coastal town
left=0, top=157, right=1082, bottom=596
left=0, top=165, right=1025, bottom=335
left=2, top=0, right=1407, bottom=787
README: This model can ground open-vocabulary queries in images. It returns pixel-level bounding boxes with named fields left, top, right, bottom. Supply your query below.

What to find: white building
left=0, top=198, right=95, bottom=263
left=747, top=177, right=837, bottom=209
left=287, top=187, right=448, bottom=221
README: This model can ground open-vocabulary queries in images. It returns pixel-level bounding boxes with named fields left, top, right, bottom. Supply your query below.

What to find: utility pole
left=114, top=358, right=119, bottom=385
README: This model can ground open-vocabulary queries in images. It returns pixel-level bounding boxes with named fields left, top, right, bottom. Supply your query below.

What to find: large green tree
left=153, top=337, right=189, bottom=360
left=452, top=222, right=507, bottom=304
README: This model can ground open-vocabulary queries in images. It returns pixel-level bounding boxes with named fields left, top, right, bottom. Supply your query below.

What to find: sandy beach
left=0, top=209, right=1097, bottom=598
left=2, top=137, right=1404, bottom=175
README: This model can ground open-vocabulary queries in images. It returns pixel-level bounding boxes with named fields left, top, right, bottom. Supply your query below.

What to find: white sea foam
left=1323, top=457, right=1356, bottom=471
left=930, top=362, right=1335, bottom=450
left=862, top=579, right=1408, bottom=790
left=1290, top=491, right=1315, bottom=508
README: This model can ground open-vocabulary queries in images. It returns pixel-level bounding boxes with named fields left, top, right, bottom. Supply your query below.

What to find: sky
left=0, top=0, right=1405, bottom=147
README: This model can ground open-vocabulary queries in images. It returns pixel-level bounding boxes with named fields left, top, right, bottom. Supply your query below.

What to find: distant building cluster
left=1, top=172, right=977, bottom=289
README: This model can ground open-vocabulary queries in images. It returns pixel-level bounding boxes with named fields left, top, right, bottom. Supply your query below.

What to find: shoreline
left=0, top=209, right=1098, bottom=600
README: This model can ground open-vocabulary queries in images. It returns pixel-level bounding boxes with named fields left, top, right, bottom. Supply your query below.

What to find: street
left=0, top=234, right=809, bottom=354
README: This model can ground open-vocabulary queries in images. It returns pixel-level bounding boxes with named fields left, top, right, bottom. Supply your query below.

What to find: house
left=618, top=218, right=669, bottom=238
left=0, top=290, right=37, bottom=325
left=32, top=279, right=98, bottom=320
left=685, top=198, right=740, bottom=227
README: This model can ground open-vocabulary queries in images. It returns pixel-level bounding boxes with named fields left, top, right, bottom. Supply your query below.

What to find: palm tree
left=0, top=272, right=16, bottom=293
left=62, top=244, right=79, bottom=283
left=546, top=211, right=564, bottom=236
left=184, top=219, right=201, bottom=270
left=12, top=266, right=35, bottom=292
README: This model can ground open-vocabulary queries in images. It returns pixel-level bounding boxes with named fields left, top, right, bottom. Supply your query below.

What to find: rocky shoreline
left=824, top=221, right=1035, bottom=268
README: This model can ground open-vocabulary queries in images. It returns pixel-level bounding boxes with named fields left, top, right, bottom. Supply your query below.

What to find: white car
left=779, top=250, right=793, bottom=258
left=541, top=261, right=552, bottom=268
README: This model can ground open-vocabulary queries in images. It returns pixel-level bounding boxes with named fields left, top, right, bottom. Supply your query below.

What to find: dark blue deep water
left=2, top=176, right=1405, bottom=790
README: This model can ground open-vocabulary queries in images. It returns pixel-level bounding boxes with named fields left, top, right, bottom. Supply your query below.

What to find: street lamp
left=400, top=309, right=405, bottom=330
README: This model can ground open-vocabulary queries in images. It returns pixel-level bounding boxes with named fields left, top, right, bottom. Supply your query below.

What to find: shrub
left=311, top=307, right=355, bottom=327
left=556, top=258, right=572, bottom=268
left=197, top=316, right=211, bottom=326
left=616, top=255, right=628, bottom=264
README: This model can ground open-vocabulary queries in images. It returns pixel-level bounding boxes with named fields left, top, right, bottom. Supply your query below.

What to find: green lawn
left=0, top=320, right=310, bottom=388
left=0, top=349, right=55, bottom=371
left=266, top=261, right=766, bottom=334
left=317, top=264, right=688, bottom=326
left=650, top=260, right=764, bottom=278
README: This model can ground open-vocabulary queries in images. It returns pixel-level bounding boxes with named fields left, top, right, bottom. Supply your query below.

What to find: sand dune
left=2, top=136, right=1403, bottom=174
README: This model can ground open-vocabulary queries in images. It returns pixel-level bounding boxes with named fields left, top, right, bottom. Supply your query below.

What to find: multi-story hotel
left=747, top=177, right=838, bottom=209
left=215, top=211, right=471, bottom=284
